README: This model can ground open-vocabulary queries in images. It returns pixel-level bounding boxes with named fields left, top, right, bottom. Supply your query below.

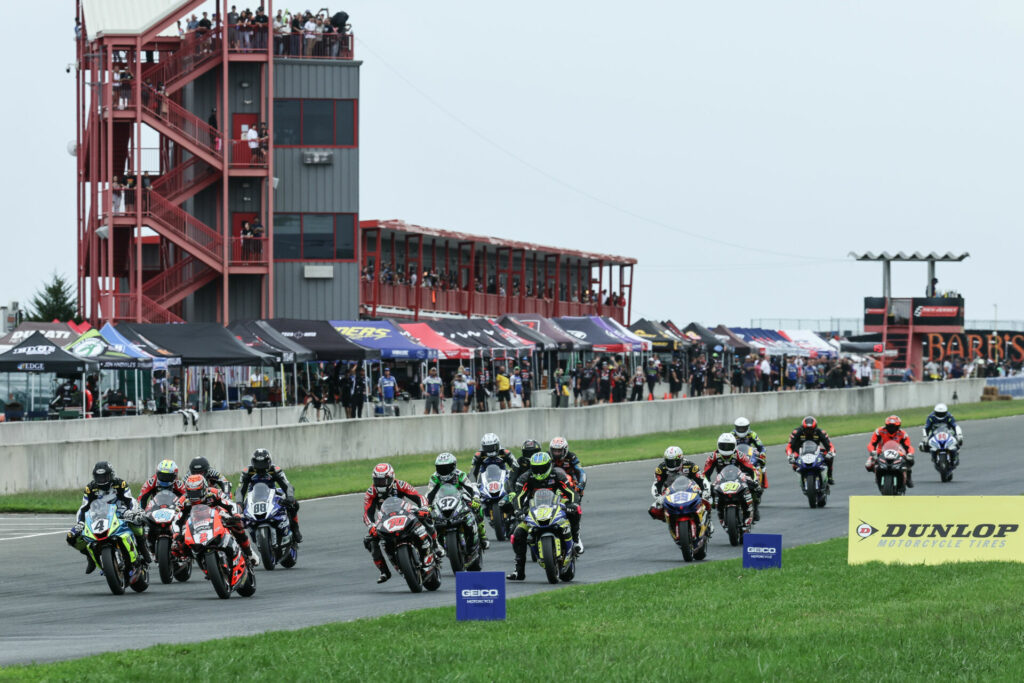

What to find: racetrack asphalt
left=2, top=415, right=1021, bottom=666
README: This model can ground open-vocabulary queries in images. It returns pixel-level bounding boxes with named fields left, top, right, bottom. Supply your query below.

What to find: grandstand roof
left=82, top=0, right=187, bottom=39
left=848, top=251, right=970, bottom=262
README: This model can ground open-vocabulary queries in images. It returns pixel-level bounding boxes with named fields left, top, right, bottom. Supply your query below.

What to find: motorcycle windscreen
left=149, top=489, right=179, bottom=509
left=719, top=465, right=742, bottom=482
left=247, top=482, right=276, bottom=517
left=531, top=488, right=558, bottom=507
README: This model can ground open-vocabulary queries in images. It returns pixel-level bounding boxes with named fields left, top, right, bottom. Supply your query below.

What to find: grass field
left=3, top=537, right=1022, bottom=681
left=3, top=399, right=1023, bottom=514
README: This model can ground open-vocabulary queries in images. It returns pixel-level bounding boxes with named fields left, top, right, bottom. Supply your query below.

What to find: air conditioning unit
left=302, top=151, right=333, bottom=165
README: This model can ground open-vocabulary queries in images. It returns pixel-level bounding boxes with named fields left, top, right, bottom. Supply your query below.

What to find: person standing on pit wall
left=495, top=366, right=511, bottom=410
left=421, top=366, right=442, bottom=415
left=668, top=356, right=684, bottom=398
left=519, top=362, right=534, bottom=408
left=378, top=365, right=397, bottom=413
left=645, top=358, right=660, bottom=399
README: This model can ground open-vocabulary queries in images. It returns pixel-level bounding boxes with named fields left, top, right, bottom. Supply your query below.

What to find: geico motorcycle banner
left=848, top=496, right=1024, bottom=565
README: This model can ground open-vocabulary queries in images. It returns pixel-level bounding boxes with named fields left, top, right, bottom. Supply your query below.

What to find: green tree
left=26, top=273, right=78, bottom=322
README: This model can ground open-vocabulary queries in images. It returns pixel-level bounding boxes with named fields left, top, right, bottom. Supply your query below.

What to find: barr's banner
left=849, top=496, right=1024, bottom=565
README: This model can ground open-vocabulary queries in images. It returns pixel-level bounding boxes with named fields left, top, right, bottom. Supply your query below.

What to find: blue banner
left=742, top=533, right=782, bottom=569
left=987, top=377, right=1024, bottom=398
left=330, top=320, right=436, bottom=360
left=455, top=571, right=506, bottom=621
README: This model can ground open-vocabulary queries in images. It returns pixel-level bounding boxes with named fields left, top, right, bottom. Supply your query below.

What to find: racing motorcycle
left=713, top=465, right=753, bottom=547
left=794, top=442, right=830, bottom=509
left=524, top=488, right=577, bottom=584
left=182, top=504, right=256, bottom=599
left=375, top=496, right=442, bottom=593
left=243, top=482, right=298, bottom=571
left=81, top=493, right=150, bottom=595
left=430, top=483, right=484, bottom=574
left=478, top=464, right=513, bottom=541
left=144, top=489, right=191, bottom=584
left=660, top=478, right=710, bottom=562
left=872, top=440, right=908, bottom=496
left=925, top=429, right=960, bottom=483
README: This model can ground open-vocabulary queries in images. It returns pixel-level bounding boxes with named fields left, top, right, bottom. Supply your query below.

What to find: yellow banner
left=848, top=496, right=1024, bottom=565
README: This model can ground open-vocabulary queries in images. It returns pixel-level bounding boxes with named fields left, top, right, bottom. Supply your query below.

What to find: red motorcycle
left=374, top=497, right=442, bottom=593
left=182, top=504, right=256, bottom=599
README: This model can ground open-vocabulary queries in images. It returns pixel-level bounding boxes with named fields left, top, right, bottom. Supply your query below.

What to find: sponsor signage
left=12, top=345, right=55, bottom=356
left=864, top=297, right=964, bottom=328
left=16, top=363, right=45, bottom=371
left=455, top=571, right=506, bottom=621
left=742, top=533, right=782, bottom=570
left=848, top=496, right=1024, bottom=565
left=924, top=330, right=1024, bottom=364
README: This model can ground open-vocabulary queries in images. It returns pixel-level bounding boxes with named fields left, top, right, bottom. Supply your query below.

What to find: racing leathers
left=67, top=478, right=151, bottom=568
left=470, top=448, right=516, bottom=480
left=734, top=429, right=768, bottom=487
left=138, top=476, right=186, bottom=509
left=649, top=458, right=711, bottom=521
left=507, top=469, right=581, bottom=580
left=426, top=468, right=488, bottom=547
left=866, top=427, right=916, bottom=486
left=239, top=464, right=302, bottom=542
left=362, top=480, right=440, bottom=579
left=552, top=450, right=586, bottom=493
left=786, top=426, right=836, bottom=484
left=201, top=467, right=232, bottom=497
left=922, top=412, right=963, bottom=454
left=176, top=486, right=254, bottom=559
left=702, top=452, right=760, bottom=526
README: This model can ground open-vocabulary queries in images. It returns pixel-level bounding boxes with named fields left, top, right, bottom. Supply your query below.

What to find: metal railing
left=149, top=156, right=218, bottom=203
left=272, top=31, right=354, bottom=59
left=132, top=83, right=223, bottom=161
left=142, top=255, right=216, bottom=305
left=230, top=237, right=269, bottom=266
left=145, top=190, right=223, bottom=263
left=146, top=27, right=223, bottom=91
left=100, top=292, right=183, bottom=323
left=229, top=139, right=268, bottom=168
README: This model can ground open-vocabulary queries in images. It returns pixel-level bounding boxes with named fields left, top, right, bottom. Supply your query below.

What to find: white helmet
left=733, top=417, right=750, bottom=437
left=481, top=433, right=500, bottom=454
left=663, top=446, right=684, bottom=469
left=934, top=403, right=949, bottom=419
left=717, top=432, right=737, bottom=456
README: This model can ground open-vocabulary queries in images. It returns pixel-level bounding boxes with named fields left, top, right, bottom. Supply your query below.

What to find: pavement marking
left=0, top=531, right=67, bottom=542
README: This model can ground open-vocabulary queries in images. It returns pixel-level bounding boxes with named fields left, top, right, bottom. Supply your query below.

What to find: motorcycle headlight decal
left=383, top=516, right=408, bottom=533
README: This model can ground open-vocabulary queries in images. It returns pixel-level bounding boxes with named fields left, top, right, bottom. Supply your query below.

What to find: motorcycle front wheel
left=446, top=529, right=465, bottom=573
left=540, top=536, right=559, bottom=584
left=99, top=544, right=125, bottom=595
left=679, top=519, right=694, bottom=562
left=156, top=537, right=173, bottom=584
left=724, top=507, right=742, bottom=547
left=204, top=552, right=232, bottom=599
left=396, top=544, right=424, bottom=593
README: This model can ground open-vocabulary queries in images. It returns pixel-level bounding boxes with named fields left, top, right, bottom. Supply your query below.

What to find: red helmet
left=184, top=474, right=207, bottom=503
left=802, top=416, right=817, bottom=432
left=884, top=415, right=901, bottom=434
left=372, top=463, right=395, bottom=496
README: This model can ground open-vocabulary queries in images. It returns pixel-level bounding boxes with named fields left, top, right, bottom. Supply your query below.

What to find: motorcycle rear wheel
left=725, top=507, right=742, bottom=547
left=540, top=536, right=560, bottom=584
left=805, top=474, right=818, bottom=509
left=156, top=537, right=173, bottom=584
left=396, top=545, right=424, bottom=593
left=237, top=568, right=257, bottom=597
left=100, top=545, right=125, bottom=595
left=204, top=552, right=232, bottom=599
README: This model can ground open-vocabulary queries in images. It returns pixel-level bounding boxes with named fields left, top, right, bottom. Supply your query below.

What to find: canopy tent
left=114, top=324, right=183, bottom=367
left=65, top=329, right=153, bottom=369
left=399, top=322, right=473, bottom=360
left=508, top=315, right=591, bottom=351
left=682, top=322, right=729, bottom=349
left=120, top=323, right=272, bottom=366
left=554, top=316, right=633, bottom=353
left=630, top=319, right=684, bottom=352
left=780, top=330, right=838, bottom=359
left=464, top=318, right=534, bottom=355
left=0, top=322, right=80, bottom=354
left=711, top=325, right=755, bottom=354
left=0, top=331, right=100, bottom=374
left=488, top=320, right=538, bottom=352
left=229, top=322, right=291, bottom=363
left=330, top=320, right=436, bottom=360
left=600, top=317, right=652, bottom=352
left=250, top=321, right=316, bottom=363
left=497, top=315, right=560, bottom=351
left=99, top=323, right=166, bottom=369
left=264, top=319, right=380, bottom=361
left=425, top=319, right=509, bottom=356
left=728, top=327, right=805, bottom=357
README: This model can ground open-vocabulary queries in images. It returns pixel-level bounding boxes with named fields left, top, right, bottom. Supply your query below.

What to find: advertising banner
left=742, top=533, right=782, bottom=569
left=864, top=297, right=964, bottom=328
left=848, top=496, right=1024, bottom=565
left=455, top=571, right=506, bottom=621
left=923, top=330, right=1024, bottom=365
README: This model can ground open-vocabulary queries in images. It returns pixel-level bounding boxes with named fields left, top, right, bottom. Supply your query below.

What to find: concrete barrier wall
left=1, top=379, right=985, bottom=494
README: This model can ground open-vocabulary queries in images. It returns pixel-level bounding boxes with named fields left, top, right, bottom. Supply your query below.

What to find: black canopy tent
left=120, top=323, right=271, bottom=366
left=509, top=315, right=592, bottom=352
left=497, top=316, right=559, bottom=352
left=0, top=332, right=100, bottom=417
left=630, top=319, right=683, bottom=353
left=263, top=319, right=380, bottom=361
left=230, top=320, right=319, bottom=405
left=114, top=325, right=182, bottom=366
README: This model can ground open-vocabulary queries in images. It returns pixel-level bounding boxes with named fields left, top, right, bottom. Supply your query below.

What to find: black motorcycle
left=375, top=497, right=442, bottom=593
left=430, top=483, right=484, bottom=574
left=144, top=489, right=191, bottom=583
left=873, top=440, right=908, bottom=496
left=713, top=465, right=753, bottom=546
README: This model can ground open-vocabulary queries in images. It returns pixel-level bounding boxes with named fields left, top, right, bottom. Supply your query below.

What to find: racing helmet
left=184, top=474, right=207, bottom=503
left=251, top=449, right=272, bottom=473
left=92, top=461, right=114, bottom=489
left=521, top=439, right=542, bottom=459
left=663, top=446, right=684, bottom=471
left=155, top=459, right=178, bottom=488
left=934, top=403, right=949, bottom=420
left=885, top=415, right=902, bottom=434
left=372, top=463, right=395, bottom=496
left=481, top=433, right=500, bottom=455
left=188, top=456, right=211, bottom=478
left=716, top=433, right=737, bottom=463
left=529, top=452, right=553, bottom=480
left=549, top=436, right=569, bottom=460
left=434, top=453, right=457, bottom=481
left=733, top=417, right=750, bottom=438
left=802, top=416, right=817, bottom=434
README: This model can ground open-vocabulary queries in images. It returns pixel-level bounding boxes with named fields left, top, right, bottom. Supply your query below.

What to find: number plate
left=253, top=502, right=267, bottom=516
left=721, top=482, right=741, bottom=493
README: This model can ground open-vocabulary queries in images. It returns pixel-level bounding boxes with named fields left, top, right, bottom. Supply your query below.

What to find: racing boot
left=137, top=536, right=154, bottom=565
left=478, top=519, right=490, bottom=550
left=573, top=534, right=584, bottom=556
left=290, top=518, right=303, bottom=544
left=84, top=552, right=96, bottom=574
left=753, top=503, right=761, bottom=523
left=826, top=460, right=836, bottom=486
left=506, top=554, right=526, bottom=581
left=906, top=469, right=915, bottom=489
left=241, top=540, right=261, bottom=567
left=376, top=564, right=392, bottom=584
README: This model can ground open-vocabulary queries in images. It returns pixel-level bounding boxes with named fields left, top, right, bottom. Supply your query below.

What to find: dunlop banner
left=848, top=496, right=1024, bottom=565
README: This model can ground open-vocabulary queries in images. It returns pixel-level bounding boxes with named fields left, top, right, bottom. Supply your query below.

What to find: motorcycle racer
left=66, top=461, right=151, bottom=572
left=866, top=415, right=916, bottom=488
left=138, top=459, right=186, bottom=509
left=188, top=456, right=233, bottom=497
left=786, top=416, right=836, bottom=485
left=649, top=446, right=711, bottom=521
left=426, top=453, right=489, bottom=549
left=176, top=474, right=258, bottom=566
left=548, top=436, right=586, bottom=492
left=703, top=433, right=761, bottom=524
left=238, top=449, right=302, bottom=543
left=921, top=403, right=963, bottom=451
left=733, top=417, right=768, bottom=487
left=470, top=433, right=517, bottom=479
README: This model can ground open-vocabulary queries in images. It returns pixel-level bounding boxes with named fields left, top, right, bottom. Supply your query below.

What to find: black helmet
left=92, top=461, right=114, bottom=489
left=189, top=456, right=210, bottom=477
left=522, top=439, right=541, bottom=459
left=252, top=449, right=272, bottom=473
left=802, top=416, right=817, bottom=433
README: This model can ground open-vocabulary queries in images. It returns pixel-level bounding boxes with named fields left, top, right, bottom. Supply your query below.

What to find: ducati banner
left=848, top=496, right=1024, bottom=565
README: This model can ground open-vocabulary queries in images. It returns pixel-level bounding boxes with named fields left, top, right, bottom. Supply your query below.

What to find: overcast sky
left=3, top=1, right=1021, bottom=328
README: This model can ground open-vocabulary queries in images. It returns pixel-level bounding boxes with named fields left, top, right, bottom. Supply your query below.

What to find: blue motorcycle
left=661, top=479, right=710, bottom=562
left=81, top=493, right=149, bottom=595
left=794, top=443, right=830, bottom=509
left=243, top=483, right=297, bottom=571
left=927, top=430, right=959, bottom=483
left=525, top=488, right=577, bottom=584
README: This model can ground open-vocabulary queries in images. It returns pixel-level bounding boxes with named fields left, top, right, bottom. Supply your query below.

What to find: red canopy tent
left=399, top=322, right=473, bottom=360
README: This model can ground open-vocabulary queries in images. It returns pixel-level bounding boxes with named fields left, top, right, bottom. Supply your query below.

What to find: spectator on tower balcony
left=303, top=13, right=318, bottom=56
left=257, top=122, right=269, bottom=162
left=198, top=12, right=212, bottom=32
left=253, top=7, right=269, bottom=49
left=227, top=6, right=239, bottom=48
left=208, top=107, right=220, bottom=151
left=246, top=124, right=259, bottom=163
left=186, top=14, right=199, bottom=32
left=274, top=10, right=289, bottom=54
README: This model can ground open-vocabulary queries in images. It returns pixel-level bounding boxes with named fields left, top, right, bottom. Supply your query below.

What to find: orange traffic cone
left=663, top=393, right=669, bottom=400
left=647, top=393, right=653, bottom=401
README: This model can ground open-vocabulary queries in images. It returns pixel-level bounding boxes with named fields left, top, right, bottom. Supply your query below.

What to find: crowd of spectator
left=175, top=6, right=352, bottom=57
